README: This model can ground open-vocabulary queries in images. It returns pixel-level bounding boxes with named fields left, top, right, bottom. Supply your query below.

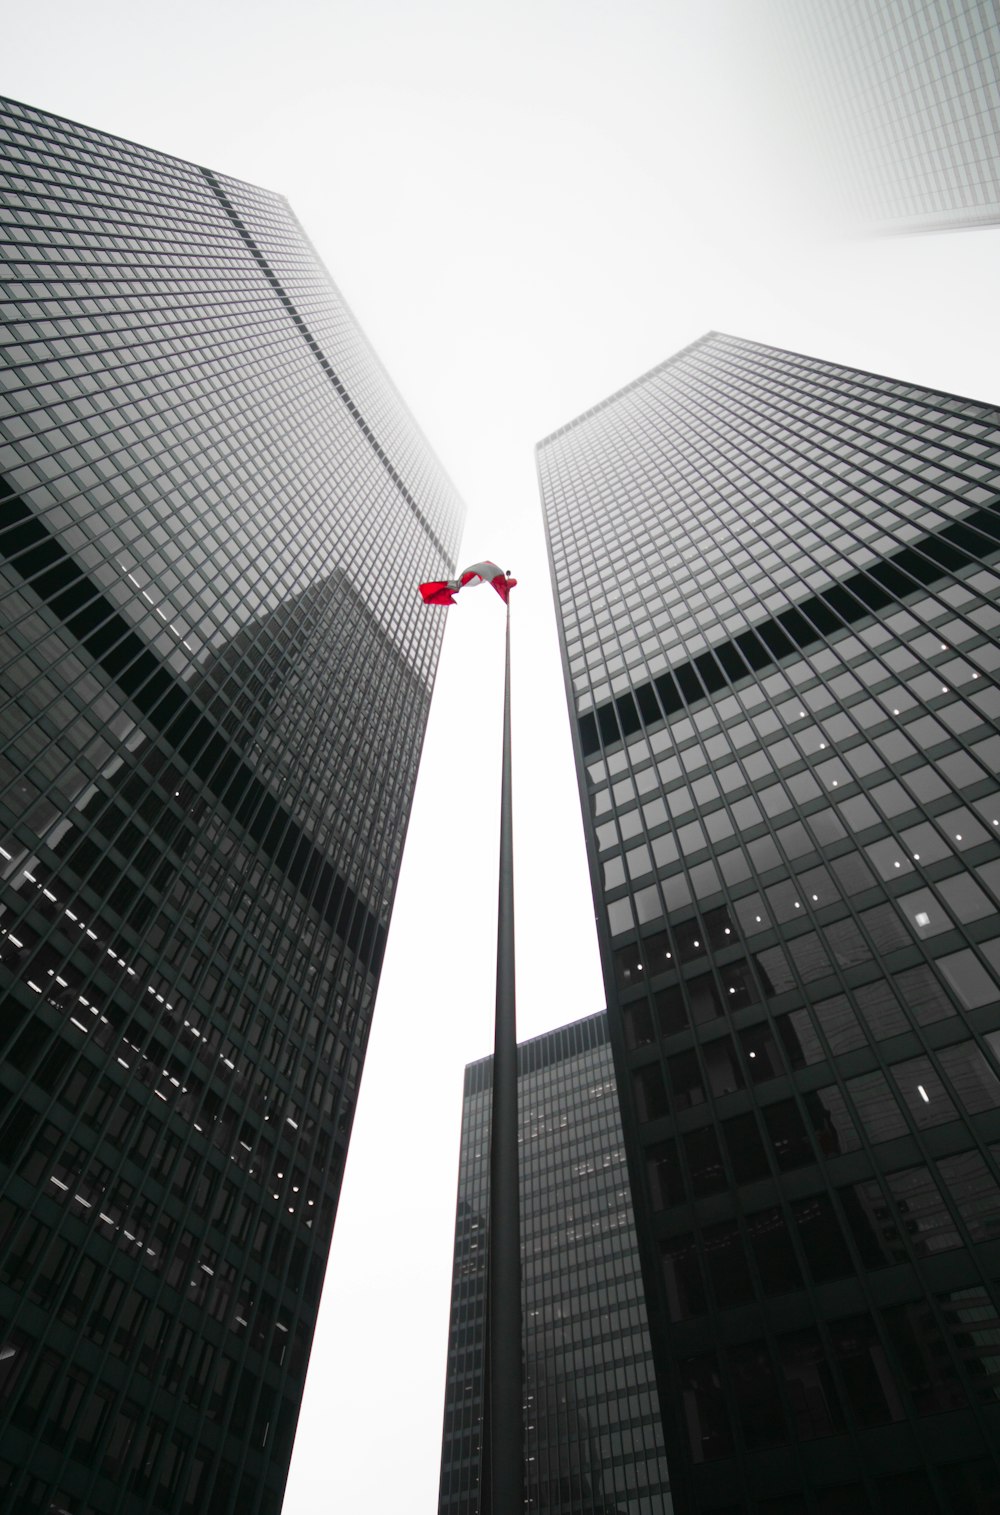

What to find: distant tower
left=766, top=0, right=1000, bottom=233
left=0, top=97, right=464, bottom=1515
left=539, top=332, right=1000, bottom=1514
left=437, top=1013, right=672, bottom=1515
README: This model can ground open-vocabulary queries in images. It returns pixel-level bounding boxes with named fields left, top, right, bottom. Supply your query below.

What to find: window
left=894, top=964, right=955, bottom=1025
left=900, top=820, right=951, bottom=866
left=729, top=1341, right=785, bottom=1449
left=828, top=1316, right=900, bottom=1427
left=938, top=1040, right=1000, bottom=1114
left=703, top=1036, right=743, bottom=1097
left=646, top=1139, right=684, bottom=1210
left=937, top=873, right=995, bottom=924
left=679, top=1353, right=732, bottom=1462
left=668, top=1050, right=704, bottom=1110
left=661, top=1234, right=705, bottom=1321
left=703, top=1219, right=752, bottom=1308
left=890, top=1055, right=959, bottom=1128
left=633, top=1063, right=668, bottom=1123
left=654, top=984, right=688, bottom=1036
left=683, top=1126, right=726, bottom=1197
left=739, top=1021, right=783, bottom=1082
left=937, top=949, right=998, bottom=1010
left=937, top=1288, right=1000, bottom=1404
left=723, top=1111, right=771, bottom=1183
left=623, top=1000, right=655, bottom=1050
left=883, top=1164, right=961, bottom=1256
left=897, top=886, right=952, bottom=938
left=865, top=836, right=914, bottom=881
left=777, top=1328, right=844, bottom=1440
left=938, top=1149, right=1000, bottom=1243
left=747, top=1206, right=801, bottom=1295
left=687, top=972, right=722, bottom=1025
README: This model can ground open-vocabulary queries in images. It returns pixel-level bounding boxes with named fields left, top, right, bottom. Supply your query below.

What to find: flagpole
left=484, top=589, right=522, bottom=1515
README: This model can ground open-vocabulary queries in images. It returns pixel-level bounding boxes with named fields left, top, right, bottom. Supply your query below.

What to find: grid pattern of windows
left=0, top=98, right=464, bottom=1515
left=538, top=333, right=1000, bottom=1514
left=767, top=0, right=1000, bottom=234
left=438, top=1015, right=672, bottom=1515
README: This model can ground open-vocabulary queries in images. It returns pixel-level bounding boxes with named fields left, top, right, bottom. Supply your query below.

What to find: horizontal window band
left=579, top=494, right=1000, bottom=758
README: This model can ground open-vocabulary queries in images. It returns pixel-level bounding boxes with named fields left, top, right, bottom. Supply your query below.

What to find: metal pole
left=485, top=594, right=522, bottom=1515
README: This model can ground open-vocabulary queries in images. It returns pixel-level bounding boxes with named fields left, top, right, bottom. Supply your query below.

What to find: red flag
left=419, top=560, right=516, bottom=606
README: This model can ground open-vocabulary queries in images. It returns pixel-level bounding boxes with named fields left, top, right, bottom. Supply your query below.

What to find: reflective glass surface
left=539, top=332, right=1000, bottom=1514
left=438, top=1015, right=672, bottom=1515
left=0, top=97, right=465, bottom=1515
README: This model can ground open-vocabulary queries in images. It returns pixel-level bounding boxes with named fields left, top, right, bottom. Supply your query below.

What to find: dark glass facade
left=538, top=332, right=1000, bottom=1513
left=438, top=1013, right=672, bottom=1515
left=765, top=0, right=1000, bottom=234
left=0, top=98, right=464, bottom=1514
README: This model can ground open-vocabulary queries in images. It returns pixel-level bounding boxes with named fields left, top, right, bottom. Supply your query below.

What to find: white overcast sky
left=4, top=2, right=1000, bottom=1511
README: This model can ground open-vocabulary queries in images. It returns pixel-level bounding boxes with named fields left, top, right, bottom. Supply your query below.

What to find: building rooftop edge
left=0, top=92, right=286, bottom=203
left=465, top=1008, right=609, bottom=1077
left=536, top=329, right=1000, bottom=449
left=535, top=332, right=717, bottom=448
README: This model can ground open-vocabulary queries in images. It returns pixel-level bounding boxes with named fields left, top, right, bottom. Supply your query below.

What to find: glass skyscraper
left=0, top=97, right=464, bottom=1514
left=538, top=332, right=1000, bottom=1514
left=438, top=1013, right=672, bottom=1515
left=763, top=0, right=1000, bottom=234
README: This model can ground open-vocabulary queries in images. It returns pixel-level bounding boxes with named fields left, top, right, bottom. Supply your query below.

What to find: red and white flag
left=419, top=560, right=516, bottom=606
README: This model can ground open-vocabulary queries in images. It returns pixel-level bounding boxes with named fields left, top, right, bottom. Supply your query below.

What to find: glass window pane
left=869, top=779, right=912, bottom=818
left=724, top=1111, right=771, bottom=1184
left=777, top=1328, right=846, bottom=1440
left=937, top=1150, right=1000, bottom=1245
left=883, top=1165, right=961, bottom=1256
left=896, top=886, right=952, bottom=939
left=729, top=1341, right=786, bottom=1449
left=661, top=1234, right=706, bottom=1322
left=688, top=971, right=722, bottom=1024
left=792, top=1192, right=854, bottom=1281
left=889, top=1056, right=959, bottom=1128
left=900, top=821, right=951, bottom=866
left=937, top=873, right=996, bottom=925
left=828, top=1316, right=901, bottom=1427
left=654, top=984, right=688, bottom=1036
left=935, top=806, right=991, bottom=852
left=703, top=1219, right=752, bottom=1308
left=839, top=794, right=880, bottom=832
left=703, top=1036, right=744, bottom=1097
left=895, top=964, right=956, bottom=1025
left=739, top=1022, right=783, bottom=1083
left=679, top=1353, right=733, bottom=1463
left=763, top=1099, right=813, bottom=1171
left=634, top=1062, right=669, bottom=1122
left=847, top=1070, right=909, bottom=1143
left=939, top=1040, right=1000, bottom=1114
left=840, top=1180, right=903, bottom=1268
left=747, top=1205, right=801, bottom=1295
left=668, top=1050, right=705, bottom=1111
left=865, top=836, right=915, bottom=881
left=937, top=950, right=998, bottom=1010
left=936, top=1289, right=1000, bottom=1405
left=880, top=1302, right=967, bottom=1416
left=647, top=1139, right=684, bottom=1209
left=683, top=1126, right=726, bottom=1198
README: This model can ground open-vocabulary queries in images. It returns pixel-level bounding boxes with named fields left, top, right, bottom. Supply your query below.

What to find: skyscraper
left=0, top=97, right=464, bottom=1515
left=438, top=1013, right=672, bottom=1515
left=538, top=332, right=1000, bottom=1514
left=757, top=0, right=1000, bottom=234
